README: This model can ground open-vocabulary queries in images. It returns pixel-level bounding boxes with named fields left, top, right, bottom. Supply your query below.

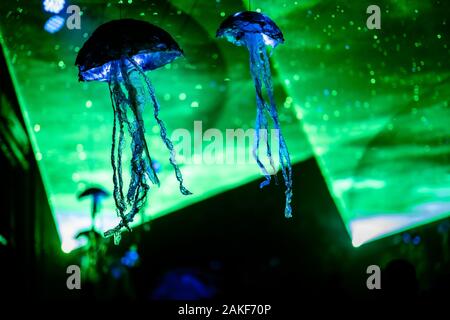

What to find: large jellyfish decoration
left=217, top=12, right=293, bottom=217
left=75, top=19, right=191, bottom=243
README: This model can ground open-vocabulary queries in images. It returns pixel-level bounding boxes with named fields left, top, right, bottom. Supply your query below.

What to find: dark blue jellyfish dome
left=75, top=19, right=191, bottom=243
left=216, top=11, right=284, bottom=48
left=76, top=19, right=183, bottom=82
left=217, top=12, right=293, bottom=218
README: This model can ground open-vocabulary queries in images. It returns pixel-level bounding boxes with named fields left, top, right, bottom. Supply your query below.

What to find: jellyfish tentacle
left=127, top=57, right=192, bottom=196
left=112, top=71, right=138, bottom=211
left=116, top=58, right=153, bottom=228
left=109, top=83, right=124, bottom=212
left=116, top=101, right=127, bottom=207
left=113, top=69, right=143, bottom=227
left=249, top=40, right=271, bottom=185
left=103, top=58, right=154, bottom=239
left=114, top=86, right=138, bottom=206
left=124, top=111, right=148, bottom=206
left=254, top=91, right=272, bottom=188
left=104, top=174, right=150, bottom=241
left=126, top=121, right=145, bottom=204
left=256, top=42, right=279, bottom=184
left=109, top=91, right=131, bottom=232
left=121, top=57, right=161, bottom=188
left=128, top=94, right=160, bottom=188
left=108, top=63, right=130, bottom=230
left=247, top=35, right=277, bottom=189
left=260, top=39, right=293, bottom=218
left=129, top=103, right=159, bottom=189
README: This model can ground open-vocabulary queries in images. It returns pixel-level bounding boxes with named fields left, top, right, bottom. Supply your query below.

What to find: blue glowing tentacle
left=119, top=58, right=153, bottom=210
left=116, top=93, right=128, bottom=207
left=116, top=103, right=127, bottom=206
left=127, top=120, right=144, bottom=203
left=249, top=37, right=271, bottom=187
left=260, top=43, right=293, bottom=218
left=122, top=60, right=160, bottom=188
left=104, top=59, right=156, bottom=241
left=106, top=64, right=137, bottom=236
left=112, top=71, right=137, bottom=209
left=126, top=91, right=160, bottom=188
left=128, top=57, right=192, bottom=196
left=253, top=38, right=278, bottom=182
left=108, top=84, right=124, bottom=213
left=108, top=62, right=128, bottom=227
left=247, top=35, right=276, bottom=188
left=104, top=165, right=149, bottom=242
left=254, top=90, right=271, bottom=188
left=122, top=104, right=149, bottom=205
left=112, top=69, right=140, bottom=208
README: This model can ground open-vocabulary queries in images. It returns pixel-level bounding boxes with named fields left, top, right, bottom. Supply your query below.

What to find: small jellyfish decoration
left=75, top=19, right=191, bottom=243
left=216, top=12, right=293, bottom=218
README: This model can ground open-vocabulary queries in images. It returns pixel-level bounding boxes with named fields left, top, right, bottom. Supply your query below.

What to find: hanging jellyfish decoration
left=217, top=11, right=293, bottom=218
left=75, top=19, right=191, bottom=244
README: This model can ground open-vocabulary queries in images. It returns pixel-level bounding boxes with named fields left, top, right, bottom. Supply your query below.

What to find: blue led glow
left=44, top=16, right=65, bottom=34
left=120, top=249, right=140, bottom=267
left=43, top=0, right=65, bottom=14
left=79, top=51, right=182, bottom=82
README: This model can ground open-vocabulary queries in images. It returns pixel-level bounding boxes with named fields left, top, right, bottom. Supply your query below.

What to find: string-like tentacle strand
left=246, top=34, right=293, bottom=218
left=260, top=44, right=293, bottom=218
left=128, top=57, right=192, bottom=196
left=108, top=61, right=129, bottom=233
left=247, top=35, right=275, bottom=189
left=104, top=57, right=191, bottom=243
left=104, top=59, right=156, bottom=242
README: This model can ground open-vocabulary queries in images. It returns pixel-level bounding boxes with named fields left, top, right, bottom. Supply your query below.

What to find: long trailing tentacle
left=255, top=42, right=278, bottom=183
left=104, top=58, right=158, bottom=241
left=253, top=79, right=272, bottom=188
left=260, top=38, right=293, bottom=218
left=108, top=61, right=129, bottom=232
left=127, top=57, right=192, bottom=196
left=104, top=166, right=150, bottom=243
left=121, top=58, right=160, bottom=188
left=247, top=35, right=277, bottom=188
left=120, top=58, right=153, bottom=222
left=115, top=86, right=133, bottom=204
left=245, top=34, right=293, bottom=218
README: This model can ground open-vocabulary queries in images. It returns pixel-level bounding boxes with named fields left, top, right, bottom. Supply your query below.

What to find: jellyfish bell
left=75, top=19, right=191, bottom=243
left=76, top=19, right=184, bottom=82
left=217, top=12, right=293, bottom=218
left=216, top=11, right=284, bottom=48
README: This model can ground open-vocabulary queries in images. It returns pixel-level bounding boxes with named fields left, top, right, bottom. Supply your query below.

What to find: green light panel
left=264, top=0, right=450, bottom=246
